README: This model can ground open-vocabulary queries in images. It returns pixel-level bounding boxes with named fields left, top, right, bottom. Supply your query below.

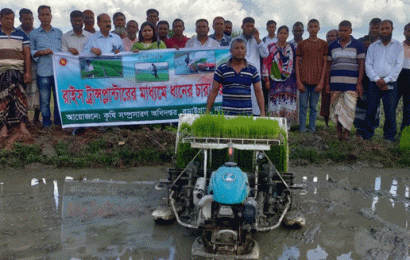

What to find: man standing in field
left=321, top=29, right=338, bottom=127
left=233, top=17, right=268, bottom=116
left=151, top=63, right=159, bottom=78
left=326, top=29, right=338, bottom=43
left=186, top=19, right=220, bottom=48
left=364, top=20, right=404, bottom=142
left=295, top=19, right=328, bottom=133
left=112, top=12, right=126, bottom=39
left=83, top=13, right=124, bottom=55
left=17, top=8, right=40, bottom=124
left=206, top=38, right=265, bottom=116
left=262, top=20, right=277, bottom=45
left=354, top=18, right=382, bottom=138
left=146, top=9, right=159, bottom=26
left=30, top=5, right=62, bottom=127
left=397, top=23, right=410, bottom=131
left=157, top=20, right=169, bottom=42
left=62, top=10, right=92, bottom=55
left=327, top=21, right=365, bottom=141
left=83, top=10, right=96, bottom=34
left=289, top=22, right=304, bottom=49
left=165, top=19, right=189, bottom=49
left=0, top=8, right=31, bottom=137
left=122, top=20, right=138, bottom=51
left=210, top=16, right=231, bottom=46
left=224, top=20, right=233, bottom=37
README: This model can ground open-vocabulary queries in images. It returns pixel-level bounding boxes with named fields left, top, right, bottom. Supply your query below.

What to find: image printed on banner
left=174, top=50, right=216, bottom=75
left=80, top=56, right=123, bottom=79
left=135, top=62, right=169, bottom=82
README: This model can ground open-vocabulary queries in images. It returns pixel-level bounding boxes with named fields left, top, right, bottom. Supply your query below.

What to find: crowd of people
left=0, top=6, right=409, bottom=142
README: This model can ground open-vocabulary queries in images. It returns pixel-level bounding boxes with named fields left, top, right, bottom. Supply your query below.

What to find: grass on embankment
left=0, top=117, right=409, bottom=169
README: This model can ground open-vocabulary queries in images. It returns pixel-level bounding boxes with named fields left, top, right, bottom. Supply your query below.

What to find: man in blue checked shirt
left=29, top=5, right=62, bottom=128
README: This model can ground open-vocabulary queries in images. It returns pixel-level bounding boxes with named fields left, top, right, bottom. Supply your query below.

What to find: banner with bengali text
left=53, top=48, right=229, bottom=128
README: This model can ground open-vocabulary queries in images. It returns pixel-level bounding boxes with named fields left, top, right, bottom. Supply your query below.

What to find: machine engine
left=208, top=162, right=249, bottom=205
left=194, top=162, right=257, bottom=230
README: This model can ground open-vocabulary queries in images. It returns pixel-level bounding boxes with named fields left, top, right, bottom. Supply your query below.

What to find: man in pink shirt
left=122, top=20, right=138, bottom=51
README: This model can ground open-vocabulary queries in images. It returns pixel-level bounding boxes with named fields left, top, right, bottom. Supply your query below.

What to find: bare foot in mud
left=20, top=122, right=32, bottom=138
left=0, top=125, right=8, bottom=138
left=343, top=129, right=350, bottom=141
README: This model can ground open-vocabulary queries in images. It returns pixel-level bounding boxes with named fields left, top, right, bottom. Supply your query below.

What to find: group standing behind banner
left=0, top=5, right=409, bottom=142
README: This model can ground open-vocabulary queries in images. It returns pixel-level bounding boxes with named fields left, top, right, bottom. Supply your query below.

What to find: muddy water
left=0, top=164, right=410, bottom=260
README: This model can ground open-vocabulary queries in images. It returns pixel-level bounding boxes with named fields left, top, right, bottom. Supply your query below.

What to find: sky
left=5, top=0, right=410, bottom=41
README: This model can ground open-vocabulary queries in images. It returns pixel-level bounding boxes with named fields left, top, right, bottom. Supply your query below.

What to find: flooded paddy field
left=0, top=165, right=409, bottom=259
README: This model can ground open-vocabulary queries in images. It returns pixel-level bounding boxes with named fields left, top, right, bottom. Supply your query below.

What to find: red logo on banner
left=60, top=58, right=67, bottom=66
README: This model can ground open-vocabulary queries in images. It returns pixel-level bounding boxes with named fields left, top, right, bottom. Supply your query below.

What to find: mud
left=0, top=165, right=409, bottom=259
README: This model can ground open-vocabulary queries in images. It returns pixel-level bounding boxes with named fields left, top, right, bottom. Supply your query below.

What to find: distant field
left=82, top=59, right=123, bottom=78
left=136, top=72, right=169, bottom=82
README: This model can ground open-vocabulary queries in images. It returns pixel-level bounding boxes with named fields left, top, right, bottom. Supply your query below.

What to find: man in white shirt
left=185, top=19, right=220, bottom=49
left=364, top=20, right=404, bottom=142
left=232, top=17, right=268, bottom=115
left=62, top=10, right=92, bottom=55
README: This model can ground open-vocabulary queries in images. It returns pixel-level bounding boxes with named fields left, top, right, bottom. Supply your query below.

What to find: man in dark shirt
left=354, top=18, right=382, bottom=138
left=157, top=20, right=169, bottom=41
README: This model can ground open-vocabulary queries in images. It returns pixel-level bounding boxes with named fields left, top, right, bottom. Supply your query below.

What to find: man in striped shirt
left=206, top=38, right=265, bottom=116
left=0, top=8, right=31, bottom=137
left=327, top=20, right=365, bottom=141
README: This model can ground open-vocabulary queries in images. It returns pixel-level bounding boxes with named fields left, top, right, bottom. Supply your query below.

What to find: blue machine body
left=208, top=163, right=249, bottom=205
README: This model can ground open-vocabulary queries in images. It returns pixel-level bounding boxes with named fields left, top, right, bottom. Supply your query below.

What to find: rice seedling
left=189, top=114, right=282, bottom=139
left=176, top=114, right=288, bottom=171
left=399, top=126, right=410, bottom=151
left=191, top=113, right=225, bottom=137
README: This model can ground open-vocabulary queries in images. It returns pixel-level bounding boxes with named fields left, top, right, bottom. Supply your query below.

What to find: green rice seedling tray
left=175, top=114, right=288, bottom=172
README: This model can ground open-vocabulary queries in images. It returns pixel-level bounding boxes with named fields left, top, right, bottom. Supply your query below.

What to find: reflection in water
left=372, top=176, right=381, bottom=212
left=389, top=179, right=398, bottom=208
left=337, top=252, right=353, bottom=260
left=31, top=178, right=39, bottom=186
left=53, top=180, right=59, bottom=210
left=306, top=244, right=328, bottom=259
left=31, top=178, right=46, bottom=186
left=159, top=245, right=176, bottom=260
left=1, top=168, right=410, bottom=259
left=278, top=245, right=300, bottom=259
left=292, top=173, right=410, bottom=259
left=61, top=179, right=176, bottom=259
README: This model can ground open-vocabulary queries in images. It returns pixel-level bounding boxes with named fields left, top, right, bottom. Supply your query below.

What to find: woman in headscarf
left=262, top=25, right=298, bottom=130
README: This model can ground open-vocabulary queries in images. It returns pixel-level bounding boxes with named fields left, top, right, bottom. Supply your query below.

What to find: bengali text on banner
left=53, top=48, right=230, bottom=128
